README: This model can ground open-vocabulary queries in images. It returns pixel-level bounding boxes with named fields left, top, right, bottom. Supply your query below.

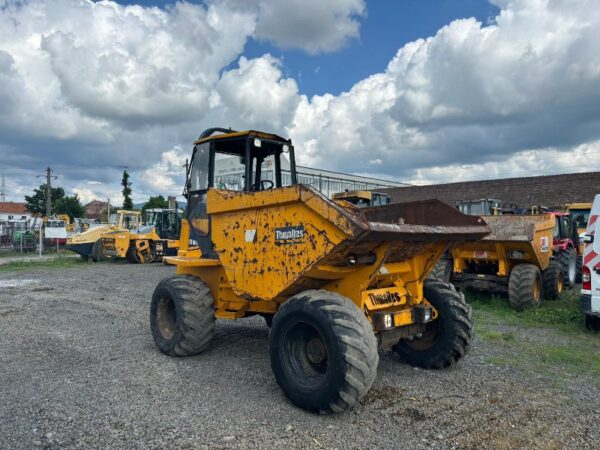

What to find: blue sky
left=122, top=0, right=499, bottom=97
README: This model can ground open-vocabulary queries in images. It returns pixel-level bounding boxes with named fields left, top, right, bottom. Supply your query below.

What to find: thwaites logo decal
left=540, top=236, right=549, bottom=253
left=274, top=225, right=305, bottom=244
left=368, top=291, right=402, bottom=306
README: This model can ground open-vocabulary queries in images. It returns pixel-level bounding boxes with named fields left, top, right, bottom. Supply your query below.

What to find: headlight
left=254, top=138, right=262, bottom=147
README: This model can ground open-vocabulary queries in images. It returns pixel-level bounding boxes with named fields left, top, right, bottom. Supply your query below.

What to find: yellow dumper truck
left=431, top=214, right=562, bottom=310
left=149, top=128, right=490, bottom=413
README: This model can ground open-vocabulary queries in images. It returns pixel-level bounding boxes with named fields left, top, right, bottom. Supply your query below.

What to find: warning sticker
left=540, top=236, right=549, bottom=253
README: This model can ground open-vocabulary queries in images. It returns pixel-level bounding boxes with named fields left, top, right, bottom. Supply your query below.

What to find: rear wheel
left=392, top=279, right=473, bottom=369
left=269, top=290, right=378, bottom=414
left=429, top=256, right=453, bottom=283
left=556, top=247, right=577, bottom=289
left=508, top=264, right=542, bottom=311
left=150, top=275, right=215, bottom=356
left=542, top=261, right=564, bottom=300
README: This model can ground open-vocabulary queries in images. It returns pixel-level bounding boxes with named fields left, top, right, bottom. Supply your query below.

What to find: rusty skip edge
left=362, top=222, right=491, bottom=242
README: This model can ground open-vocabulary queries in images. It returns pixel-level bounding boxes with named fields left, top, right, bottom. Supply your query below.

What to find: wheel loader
left=66, top=210, right=141, bottom=261
left=100, top=209, right=181, bottom=263
left=149, top=128, right=490, bottom=413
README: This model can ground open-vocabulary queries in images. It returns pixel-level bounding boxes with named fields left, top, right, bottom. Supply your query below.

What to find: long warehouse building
left=382, top=171, right=600, bottom=209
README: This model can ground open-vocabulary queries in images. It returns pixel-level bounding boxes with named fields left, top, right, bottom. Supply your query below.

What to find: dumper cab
left=332, top=190, right=391, bottom=207
left=154, top=128, right=490, bottom=414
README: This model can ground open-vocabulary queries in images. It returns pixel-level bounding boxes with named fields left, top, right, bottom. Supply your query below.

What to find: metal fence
left=0, top=222, right=68, bottom=256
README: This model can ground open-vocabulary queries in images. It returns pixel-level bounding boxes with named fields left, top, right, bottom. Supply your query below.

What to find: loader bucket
left=208, top=186, right=490, bottom=301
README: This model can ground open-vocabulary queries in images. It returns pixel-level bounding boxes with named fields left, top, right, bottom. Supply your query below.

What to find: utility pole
left=37, top=167, right=57, bottom=217
left=0, top=173, right=6, bottom=202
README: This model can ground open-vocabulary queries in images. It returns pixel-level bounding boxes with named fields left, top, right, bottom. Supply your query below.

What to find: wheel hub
left=306, top=337, right=327, bottom=364
left=157, top=296, right=176, bottom=339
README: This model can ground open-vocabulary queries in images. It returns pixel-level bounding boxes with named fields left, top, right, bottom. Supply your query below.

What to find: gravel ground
left=1, top=263, right=599, bottom=449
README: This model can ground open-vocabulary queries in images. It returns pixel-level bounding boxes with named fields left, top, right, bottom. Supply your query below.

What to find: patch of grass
left=467, top=289, right=584, bottom=334
left=0, top=256, right=84, bottom=272
left=470, top=289, right=600, bottom=384
left=477, top=328, right=517, bottom=343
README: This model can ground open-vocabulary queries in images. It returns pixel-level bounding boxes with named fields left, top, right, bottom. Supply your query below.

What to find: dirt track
left=0, top=263, right=598, bottom=449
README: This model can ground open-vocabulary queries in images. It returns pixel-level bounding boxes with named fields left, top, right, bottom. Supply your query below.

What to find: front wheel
left=508, top=264, right=542, bottom=311
left=393, top=279, right=473, bottom=369
left=542, top=261, right=564, bottom=300
left=150, top=275, right=215, bottom=356
left=429, top=256, right=453, bottom=283
left=269, top=290, right=378, bottom=414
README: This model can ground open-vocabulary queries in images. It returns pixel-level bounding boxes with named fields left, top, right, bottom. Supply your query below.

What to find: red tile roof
left=0, top=202, right=29, bottom=214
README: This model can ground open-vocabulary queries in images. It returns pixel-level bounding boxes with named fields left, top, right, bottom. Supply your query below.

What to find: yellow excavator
left=148, top=128, right=490, bottom=413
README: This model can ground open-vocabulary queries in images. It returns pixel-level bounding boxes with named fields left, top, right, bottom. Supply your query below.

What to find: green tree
left=54, top=194, right=85, bottom=220
left=142, top=195, right=168, bottom=213
left=24, top=184, right=65, bottom=215
left=121, top=170, right=133, bottom=210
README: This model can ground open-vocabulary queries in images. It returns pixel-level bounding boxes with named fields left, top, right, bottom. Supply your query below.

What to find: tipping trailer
left=432, top=214, right=562, bottom=310
left=149, top=128, right=490, bottom=413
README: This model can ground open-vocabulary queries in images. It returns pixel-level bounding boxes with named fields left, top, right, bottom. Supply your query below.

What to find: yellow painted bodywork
left=66, top=210, right=142, bottom=250
left=102, top=227, right=180, bottom=262
left=167, top=185, right=451, bottom=326
left=450, top=214, right=555, bottom=277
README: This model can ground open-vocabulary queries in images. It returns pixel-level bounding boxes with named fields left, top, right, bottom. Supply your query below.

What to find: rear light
left=582, top=266, right=591, bottom=290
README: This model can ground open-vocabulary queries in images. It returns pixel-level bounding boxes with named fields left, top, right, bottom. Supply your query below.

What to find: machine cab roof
left=186, top=128, right=298, bottom=256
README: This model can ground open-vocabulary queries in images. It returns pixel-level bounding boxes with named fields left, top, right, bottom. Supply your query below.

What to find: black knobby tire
left=150, top=275, right=215, bottom=356
left=126, top=245, right=139, bottom=264
left=262, top=314, right=273, bottom=328
left=91, top=239, right=107, bottom=262
left=269, top=290, right=378, bottom=414
left=429, top=256, right=453, bottom=283
left=556, top=247, right=577, bottom=289
left=392, top=279, right=473, bottom=369
left=541, top=261, right=564, bottom=300
left=576, top=255, right=583, bottom=284
left=585, top=315, right=600, bottom=331
left=508, top=264, right=542, bottom=311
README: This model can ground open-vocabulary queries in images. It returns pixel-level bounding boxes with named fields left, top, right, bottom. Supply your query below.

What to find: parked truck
left=149, top=128, right=490, bottom=413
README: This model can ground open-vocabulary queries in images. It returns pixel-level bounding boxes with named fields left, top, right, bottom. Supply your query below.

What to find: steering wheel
left=251, top=180, right=275, bottom=191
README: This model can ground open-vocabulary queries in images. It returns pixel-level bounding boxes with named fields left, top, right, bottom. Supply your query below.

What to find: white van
left=581, top=194, right=600, bottom=330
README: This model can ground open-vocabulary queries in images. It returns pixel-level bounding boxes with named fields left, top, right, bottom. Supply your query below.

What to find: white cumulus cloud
left=253, top=0, right=366, bottom=54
